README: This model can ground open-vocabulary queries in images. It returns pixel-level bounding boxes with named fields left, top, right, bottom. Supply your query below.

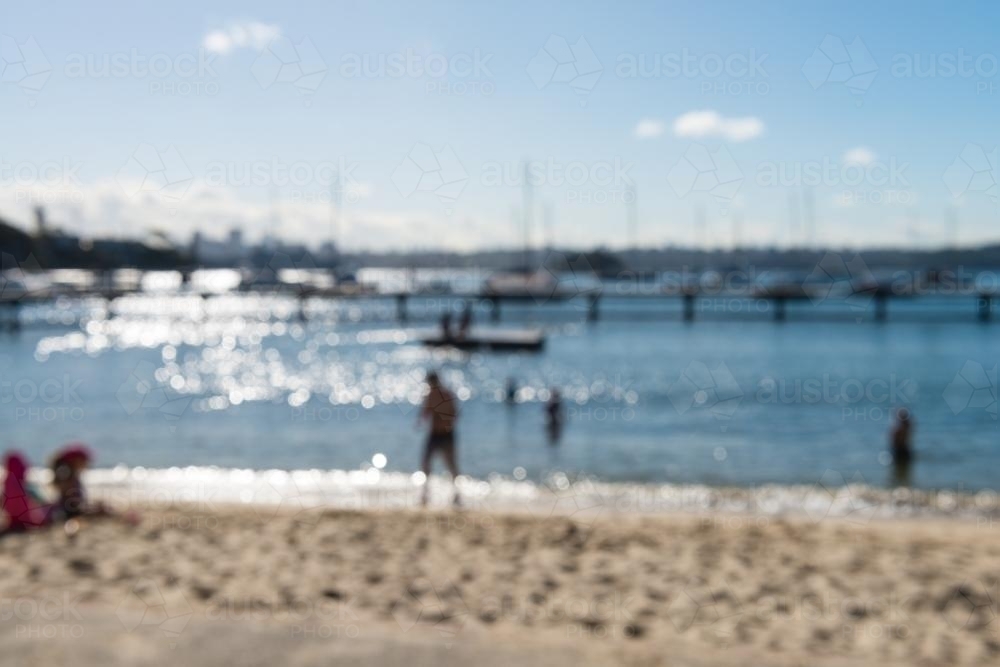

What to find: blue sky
left=1, top=0, right=998, bottom=251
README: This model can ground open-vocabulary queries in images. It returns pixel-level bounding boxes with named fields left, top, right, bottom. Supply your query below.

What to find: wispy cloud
left=673, top=110, right=764, bottom=142
left=843, top=146, right=876, bottom=166
left=633, top=119, right=665, bottom=139
left=203, top=21, right=281, bottom=55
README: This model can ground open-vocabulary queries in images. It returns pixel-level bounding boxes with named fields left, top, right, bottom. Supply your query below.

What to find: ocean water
left=2, top=275, right=998, bottom=516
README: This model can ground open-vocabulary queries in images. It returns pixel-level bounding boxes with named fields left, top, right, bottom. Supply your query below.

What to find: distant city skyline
left=2, top=0, right=999, bottom=251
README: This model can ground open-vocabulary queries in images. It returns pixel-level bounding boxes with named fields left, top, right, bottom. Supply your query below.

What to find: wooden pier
left=0, top=278, right=996, bottom=328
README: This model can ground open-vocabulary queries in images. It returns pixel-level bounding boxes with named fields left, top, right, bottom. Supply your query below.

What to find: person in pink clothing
left=2, top=451, right=49, bottom=532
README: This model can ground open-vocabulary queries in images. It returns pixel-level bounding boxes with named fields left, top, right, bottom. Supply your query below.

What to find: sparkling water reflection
left=3, top=289, right=998, bottom=494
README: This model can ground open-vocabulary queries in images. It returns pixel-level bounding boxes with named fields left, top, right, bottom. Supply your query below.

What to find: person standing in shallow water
left=889, top=408, right=914, bottom=486
left=890, top=408, right=914, bottom=464
left=545, top=388, right=564, bottom=445
left=418, top=371, right=460, bottom=506
left=439, top=312, right=453, bottom=341
left=505, top=377, right=517, bottom=405
left=457, top=301, right=473, bottom=340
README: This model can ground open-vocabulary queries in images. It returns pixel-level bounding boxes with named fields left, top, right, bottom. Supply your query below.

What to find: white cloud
left=203, top=21, right=281, bottom=55
left=672, top=110, right=764, bottom=142
left=633, top=119, right=665, bottom=139
left=843, top=146, right=876, bottom=166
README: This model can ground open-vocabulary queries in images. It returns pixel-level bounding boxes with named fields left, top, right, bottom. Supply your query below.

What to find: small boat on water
left=483, top=271, right=561, bottom=300
left=417, top=327, right=545, bottom=352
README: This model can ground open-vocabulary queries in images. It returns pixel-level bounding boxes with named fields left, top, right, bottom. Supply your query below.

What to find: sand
left=1, top=503, right=998, bottom=666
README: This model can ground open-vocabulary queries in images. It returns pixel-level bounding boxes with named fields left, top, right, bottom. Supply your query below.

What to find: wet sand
left=1, top=504, right=998, bottom=666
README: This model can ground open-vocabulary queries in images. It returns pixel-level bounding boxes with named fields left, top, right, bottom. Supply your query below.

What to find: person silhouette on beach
left=418, top=371, right=460, bottom=506
left=50, top=443, right=112, bottom=520
left=2, top=451, right=49, bottom=532
left=545, top=388, right=564, bottom=445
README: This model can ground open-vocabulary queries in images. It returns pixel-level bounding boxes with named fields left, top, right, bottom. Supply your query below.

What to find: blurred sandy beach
left=1, top=503, right=997, bottom=666
left=5, top=1, right=1000, bottom=666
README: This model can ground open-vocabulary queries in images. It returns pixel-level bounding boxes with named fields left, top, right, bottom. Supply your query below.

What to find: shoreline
left=63, top=464, right=1000, bottom=524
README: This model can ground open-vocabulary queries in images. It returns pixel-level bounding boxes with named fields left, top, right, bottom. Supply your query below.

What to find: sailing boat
left=483, top=166, right=557, bottom=299
left=483, top=270, right=558, bottom=300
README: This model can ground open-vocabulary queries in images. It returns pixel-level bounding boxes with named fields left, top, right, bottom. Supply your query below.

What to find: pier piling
left=396, top=294, right=408, bottom=322
left=874, top=293, right=888, bottom=322
left=587, top=293, right=600, bottom=322
left=683, top=292, right=695, bottom=322
left=978, top=294, right=993, bottom=323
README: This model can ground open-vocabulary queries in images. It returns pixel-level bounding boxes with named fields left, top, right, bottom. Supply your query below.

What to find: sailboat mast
left=522, top=161, right=532, bottom=272
left=626, top=183, right=637, bottom=249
